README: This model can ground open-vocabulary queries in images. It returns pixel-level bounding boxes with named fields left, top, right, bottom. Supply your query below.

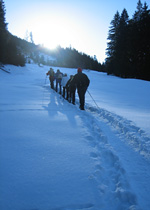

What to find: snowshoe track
left=78, top=112, right=139, bottom=210
left=86, top=104, right=150, bottom=160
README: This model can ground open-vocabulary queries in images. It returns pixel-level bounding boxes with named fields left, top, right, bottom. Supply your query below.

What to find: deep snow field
left=0, top=64, right=150, bottom=210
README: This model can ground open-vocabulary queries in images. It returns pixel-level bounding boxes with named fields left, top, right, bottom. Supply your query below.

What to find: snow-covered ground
left=0, top=64, right=150, bottom=210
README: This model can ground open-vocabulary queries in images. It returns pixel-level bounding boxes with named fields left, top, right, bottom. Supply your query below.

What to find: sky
left=4, top=0, right=148, bottom=63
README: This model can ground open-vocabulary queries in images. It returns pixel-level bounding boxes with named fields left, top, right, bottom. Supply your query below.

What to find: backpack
left=58, top=73, right=62, bottom=79
left=50, top=69, right=54, bottom=77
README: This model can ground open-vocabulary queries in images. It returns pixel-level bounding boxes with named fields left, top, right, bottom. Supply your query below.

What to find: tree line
left=0, top=0, right=102, bottom=71
left=105, top=0, right=150, bottom=81
left=49, top=46, right=102, bottom=70
left=1, top=0, right=150, bottom=80
left=0, top=0, right=25, bottom=66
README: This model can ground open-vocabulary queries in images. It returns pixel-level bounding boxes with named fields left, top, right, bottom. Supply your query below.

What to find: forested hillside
left=106, top=0, right=150, bottom=81
left=0, top=0, right=102, bottom=71
left=1, top=0, right=150, bottom=80
left=0, top=0, right=25, bottom=66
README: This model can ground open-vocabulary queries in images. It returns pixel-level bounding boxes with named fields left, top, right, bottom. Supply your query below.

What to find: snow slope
left=0, top=64, right=150, bottom=210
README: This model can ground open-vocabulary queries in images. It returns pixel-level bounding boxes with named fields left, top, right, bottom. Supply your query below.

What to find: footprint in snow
left=90, top=152, right=99, bottom=159
left=85, top=135, right=97, bottom=147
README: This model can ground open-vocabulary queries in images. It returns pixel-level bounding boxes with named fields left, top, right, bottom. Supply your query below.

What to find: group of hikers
left=46, top=67, right=90, bottom=110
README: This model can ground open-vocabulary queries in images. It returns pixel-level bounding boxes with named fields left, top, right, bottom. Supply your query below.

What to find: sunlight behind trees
left=26, top=14, right=82, bottom=50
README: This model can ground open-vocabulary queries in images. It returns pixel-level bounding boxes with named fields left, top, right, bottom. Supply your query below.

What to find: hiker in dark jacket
left=55, top=69, right=63, bottom=94
left=46, top=68, right=55, bottom=89
left=65, top=75, right=76, bottom=104
left=71, top=68, right=90, bottom=110
left=67, top=75, right=76, bottom=105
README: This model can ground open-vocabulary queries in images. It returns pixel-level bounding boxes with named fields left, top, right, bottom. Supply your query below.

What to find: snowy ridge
left=86, top=104, right=150, bottom=160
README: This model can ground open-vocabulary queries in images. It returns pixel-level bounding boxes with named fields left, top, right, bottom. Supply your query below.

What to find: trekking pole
left=87, top=90, right=100, bottom=110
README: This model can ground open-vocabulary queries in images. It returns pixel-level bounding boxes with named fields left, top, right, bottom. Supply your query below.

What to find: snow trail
left=82, top=103, right=150, bottom=210
left=0, top=64, right=150, bottom=209
left=86, top=105, right=150, bottom=160
left=74, top=110, right=139, bottom=210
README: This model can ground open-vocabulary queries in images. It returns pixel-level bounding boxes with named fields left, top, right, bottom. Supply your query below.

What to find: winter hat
left=77, top=67, right=82, bottom=73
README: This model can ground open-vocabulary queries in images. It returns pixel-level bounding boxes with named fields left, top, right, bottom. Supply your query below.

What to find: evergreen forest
left=0, top=0, right=25, bottom=66
left=106, top=0, right=150, bottom=81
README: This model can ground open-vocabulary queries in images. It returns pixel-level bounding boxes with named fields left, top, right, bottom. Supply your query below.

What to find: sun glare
left=30, top=15, right=77, bottom=50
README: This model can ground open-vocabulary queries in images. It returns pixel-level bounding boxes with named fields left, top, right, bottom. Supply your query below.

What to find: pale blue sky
left=4, top=0, right=148, bottom=63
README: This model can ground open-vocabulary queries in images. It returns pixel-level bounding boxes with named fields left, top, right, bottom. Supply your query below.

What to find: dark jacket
left=71, top=72, right=90, bottom=89
left=66, top=78, right=75, bottom=90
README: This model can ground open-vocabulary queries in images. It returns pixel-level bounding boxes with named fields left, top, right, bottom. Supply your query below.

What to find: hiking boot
left=79, top=106, right=84, bottom=110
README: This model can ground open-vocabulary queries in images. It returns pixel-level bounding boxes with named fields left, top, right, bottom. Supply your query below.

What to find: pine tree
left=133, top=0, right=143, bottom=21
left=106, top=11, right=120, bottom=75
left=128, top=1, right=150, bottom=80
left=0, top=0, right=7, bottom=63
left=29, top=31, right=34, bottom=44
left=0, top=0, right=7, bottom=31
left=106, top=11, right=120, bottom=58
left=0, top=0, right=25, bottom=66
left=115, top=9, right=129, bottom=77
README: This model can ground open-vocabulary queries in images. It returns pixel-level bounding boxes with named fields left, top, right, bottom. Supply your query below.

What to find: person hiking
left=68, top=76, right=76, bottom=105
left=46, top=68, right=55, bottom=89
left=65, top=75, right=74, bottom=102
left=71, top=68, right=90, bottom=110
left=66, top=75, right=76, bottom=104
left=61, top=73, right=69, bottom=98
left=55, top=69, right=63, bottom=94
